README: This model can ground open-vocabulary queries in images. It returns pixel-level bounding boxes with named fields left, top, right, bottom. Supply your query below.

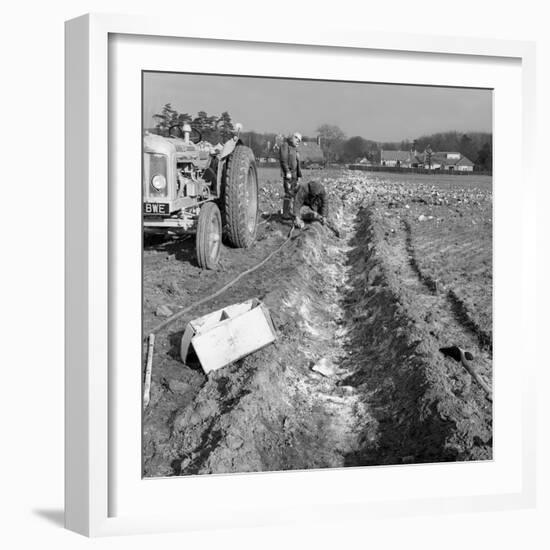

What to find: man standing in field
left=279, top=132, right=303, bottom=218
left=292, top=180, right=327, bottom=229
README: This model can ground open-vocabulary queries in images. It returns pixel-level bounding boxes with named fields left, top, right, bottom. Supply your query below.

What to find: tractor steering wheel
left=168, top=124, right=202, bottom=144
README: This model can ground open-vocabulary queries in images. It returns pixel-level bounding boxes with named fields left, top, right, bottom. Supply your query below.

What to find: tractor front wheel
left=196, top=202, right=222, bottom=269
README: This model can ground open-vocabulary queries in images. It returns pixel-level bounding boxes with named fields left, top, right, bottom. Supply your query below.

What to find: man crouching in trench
left=292, top=179, right=327, bottom=230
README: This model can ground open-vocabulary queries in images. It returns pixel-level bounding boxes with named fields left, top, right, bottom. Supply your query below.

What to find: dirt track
left=143, top=169, right=493, bottom=476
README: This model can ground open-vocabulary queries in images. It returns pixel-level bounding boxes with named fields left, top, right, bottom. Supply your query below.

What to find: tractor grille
left=144, top=153, right=168, bottom=198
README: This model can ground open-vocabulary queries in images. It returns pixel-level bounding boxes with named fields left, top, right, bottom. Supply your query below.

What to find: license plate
left=143, top=202, right=169, bottom=215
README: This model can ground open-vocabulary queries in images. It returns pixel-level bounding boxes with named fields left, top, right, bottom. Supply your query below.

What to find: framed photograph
left=65, top=13, right=537, bottom=537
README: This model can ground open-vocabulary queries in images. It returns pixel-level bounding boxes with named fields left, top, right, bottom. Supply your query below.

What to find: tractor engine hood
left=144, top=133, right=178, bottom=156
left=144, top=132, right=202, bottom=159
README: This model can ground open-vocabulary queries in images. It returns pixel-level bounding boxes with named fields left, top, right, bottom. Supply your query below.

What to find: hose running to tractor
left=148, top=225, right=295, bottom=337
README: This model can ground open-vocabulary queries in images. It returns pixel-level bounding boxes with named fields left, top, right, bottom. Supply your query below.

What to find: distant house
left=381, top=150, right=414, bottom=167
left=425, top=151, right=474, bottom=172
left=381, top=150, right=424, bottom=168
left=454, top=156, right=475, bottom=172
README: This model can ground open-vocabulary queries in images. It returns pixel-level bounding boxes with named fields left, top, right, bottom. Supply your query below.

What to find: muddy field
left=142, top=167, right=493, bottom=477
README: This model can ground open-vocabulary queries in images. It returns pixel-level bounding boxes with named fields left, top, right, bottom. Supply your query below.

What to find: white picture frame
left=65, top=13, right=537, bottom=537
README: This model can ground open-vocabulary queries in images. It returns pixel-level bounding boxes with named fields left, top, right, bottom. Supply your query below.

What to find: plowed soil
left=143, top=168, right=493, bottom=477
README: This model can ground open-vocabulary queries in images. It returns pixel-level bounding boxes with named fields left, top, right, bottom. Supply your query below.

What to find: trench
left=338, top=205, right=492, bottom=466
left=143, top=189, right=492, bottom=477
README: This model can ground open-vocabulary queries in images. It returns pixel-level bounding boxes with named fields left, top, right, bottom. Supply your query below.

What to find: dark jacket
left=279, top=139, right=302, bottom=178
left=293, top=180, right=327, bottom=218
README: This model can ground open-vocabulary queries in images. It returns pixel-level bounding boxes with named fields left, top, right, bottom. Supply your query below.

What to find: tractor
left=143, top=122, right=258, bottom=269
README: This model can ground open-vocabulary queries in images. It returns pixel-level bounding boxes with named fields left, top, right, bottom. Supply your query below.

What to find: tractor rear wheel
left=196, top=202, right=222, bottom=269
left=223, top=145, right=258, bottom=248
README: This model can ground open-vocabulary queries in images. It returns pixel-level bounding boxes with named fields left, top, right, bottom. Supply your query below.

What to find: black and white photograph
left=141, top=71, right=493, bottom=477
left=4, top=0, right=547, bottom=544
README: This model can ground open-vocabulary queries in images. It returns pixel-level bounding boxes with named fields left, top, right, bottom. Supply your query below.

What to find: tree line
left=151, top=103, right=236, bottom=144
left=150, top=105, right=492, bottom=171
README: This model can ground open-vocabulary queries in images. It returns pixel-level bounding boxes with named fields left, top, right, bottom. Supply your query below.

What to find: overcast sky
left=143, top=72, right=492, bottom=142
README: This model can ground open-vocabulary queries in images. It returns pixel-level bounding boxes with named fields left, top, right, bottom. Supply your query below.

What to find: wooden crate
left=180, top=299, right=277, bottom=373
